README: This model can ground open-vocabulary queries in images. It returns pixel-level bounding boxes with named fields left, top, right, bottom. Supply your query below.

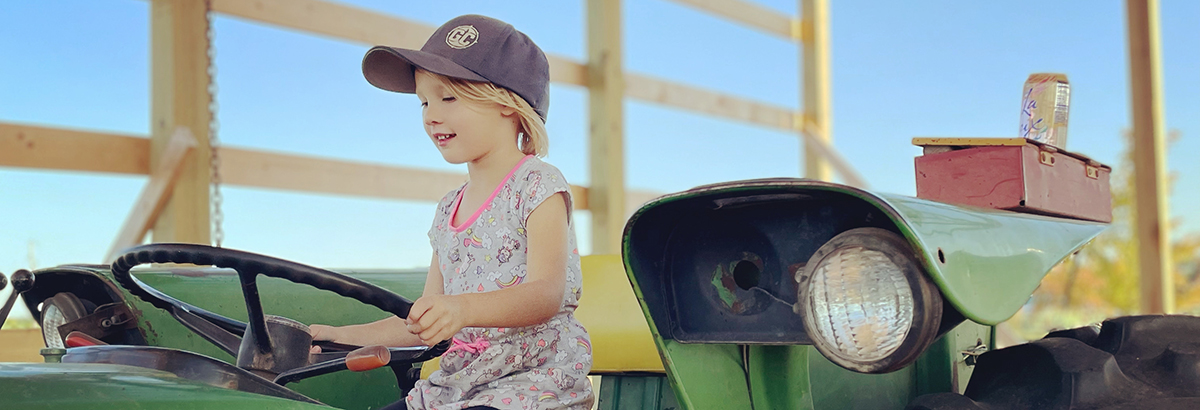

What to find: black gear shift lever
left=0, top=270, right=35, bottom=329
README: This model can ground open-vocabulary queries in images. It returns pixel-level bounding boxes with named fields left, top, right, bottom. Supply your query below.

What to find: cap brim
left=362, top=46, right=489, bottom=93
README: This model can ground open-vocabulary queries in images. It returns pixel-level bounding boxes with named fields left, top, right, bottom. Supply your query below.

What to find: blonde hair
left=419, top=70, right=548, bottom=157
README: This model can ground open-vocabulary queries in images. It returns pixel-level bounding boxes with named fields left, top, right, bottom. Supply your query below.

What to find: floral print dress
left=407, top=156, right=594, bottom=410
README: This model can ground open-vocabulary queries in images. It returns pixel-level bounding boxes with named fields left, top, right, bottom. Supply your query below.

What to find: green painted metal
left=624, top=329, right=993, bottom=410
left=807, top=350, right=917, bottom=409
left=623, top=179, right=1106, bottom=325
left=620, top=178, right=1101, bottom=410
left=875, top=193, right=1105, bottom=324
left=618, top=293, right=938, bottom=410
left=617, top=235, right=755, bottom=410
left=913, top=332, right=954, bottom=397
left=747, top=346, right=815, bottom=410
left=913, top=320, right=992, bottom=396
left=748, top=344, right=934, bottom=410
left=596, top=374, right=680, bottom=410
left=656, top=341, right=754, bottom=410
left=92, top=267, right=427, bottom=409
left=0, top=363, right=327, bottom=409
left=132, top=269, right=427, bottom=325
left=134, top=269, right=426, bottom=409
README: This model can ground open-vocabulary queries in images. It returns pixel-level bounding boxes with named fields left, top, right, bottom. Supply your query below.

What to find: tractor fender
left=623, top=178, right=1106, bottom=327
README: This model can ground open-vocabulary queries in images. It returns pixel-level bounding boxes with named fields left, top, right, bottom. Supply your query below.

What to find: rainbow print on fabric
left=463, top=235, right=484, bottom=248
left=496, top=275, right=522, bottom=288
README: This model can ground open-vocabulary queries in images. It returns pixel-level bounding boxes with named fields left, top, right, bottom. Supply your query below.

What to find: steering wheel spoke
left=169, top=305, right=242, bottom=357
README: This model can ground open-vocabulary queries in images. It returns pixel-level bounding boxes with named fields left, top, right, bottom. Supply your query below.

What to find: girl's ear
left=500, top=105, right=518, bottom=117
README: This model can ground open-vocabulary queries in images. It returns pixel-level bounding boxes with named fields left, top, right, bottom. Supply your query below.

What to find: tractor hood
left=622, top=178, right=1106, bottom=338
left=0, top=362, right=327, bottom=409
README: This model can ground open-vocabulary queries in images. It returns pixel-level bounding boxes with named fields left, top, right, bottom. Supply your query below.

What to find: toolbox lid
left=912, top=137, right=1110, bottom=170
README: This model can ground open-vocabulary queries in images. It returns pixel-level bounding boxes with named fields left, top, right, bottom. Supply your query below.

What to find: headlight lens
left=41, top=303, right=68, bottom=349
left=807, top=245, right=914, bottom=362
left=39, top=292, right=88, bottom=349
left=798, top=227, right=943, bottom=374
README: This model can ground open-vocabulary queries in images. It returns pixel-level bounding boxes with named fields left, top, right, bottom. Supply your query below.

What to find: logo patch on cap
left=445, top=25, right=479, bottom=49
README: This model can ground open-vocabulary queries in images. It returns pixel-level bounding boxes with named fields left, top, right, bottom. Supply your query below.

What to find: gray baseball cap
left=362, top=14, right=550, bottom=120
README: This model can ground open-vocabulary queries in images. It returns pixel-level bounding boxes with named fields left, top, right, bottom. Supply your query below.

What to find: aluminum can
left=1019, top=73, right=1070, bottom=148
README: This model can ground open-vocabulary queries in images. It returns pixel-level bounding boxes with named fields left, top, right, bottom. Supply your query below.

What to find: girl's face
left=414, top=71, right=519, bottom=165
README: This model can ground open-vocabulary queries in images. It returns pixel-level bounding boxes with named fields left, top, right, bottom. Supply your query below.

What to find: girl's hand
left=309, top=324, right=341, bottom=353
left=405, top=294, right=469, bottom=346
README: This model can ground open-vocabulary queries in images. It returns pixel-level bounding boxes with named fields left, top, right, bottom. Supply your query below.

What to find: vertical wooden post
left=150, top=0, right=212, bottom=245
left=1126, top=0, right=1173, bottom=314
left=587, top=0, right=625, bottom=254
left=800, top=0, right=832, bottom=181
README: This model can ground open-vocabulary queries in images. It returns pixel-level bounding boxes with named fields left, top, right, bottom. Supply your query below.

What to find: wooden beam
left=106, top=128, right=197, bottom=262
left=151, top=0, right=212, bottom=245
left=206, top=0, right=858, bottom=186
left=1126, top=0, right=1174, bottom=314
left=798, top=120, right=866, bottom=188
left=0, top=123, right=620, bottom=209
left=0, top=122, right=148, bottom=175
left=220, top=147, right=616, bottom=210
left=219, top=147, right=611, bottom=210
left=220, top=147, right=465, bottom=203
left=625, top=190, right=662, bottom=218
left=0, top=103, right=866, bottom=192
left=801, top=0, right=833, bottom=182
left=622, top=74, right=864, bottom=187
left=209, top=0, right=588, bottom=87
left=588, top=0, right=626, bottom=255
left=665, top=0, right=795, bottom=40
left=624, top=73, right=793, bottom=130
left=212, top=0, right=431, bottom=49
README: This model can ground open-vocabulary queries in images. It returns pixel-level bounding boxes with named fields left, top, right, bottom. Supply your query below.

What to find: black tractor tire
left=907, top=315, right=1200, bottom=410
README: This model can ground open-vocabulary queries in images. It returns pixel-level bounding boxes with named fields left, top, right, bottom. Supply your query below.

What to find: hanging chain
left=204, top=0, right=224, bottom=247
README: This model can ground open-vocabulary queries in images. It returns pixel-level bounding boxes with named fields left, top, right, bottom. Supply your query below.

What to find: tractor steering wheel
left=110, top=243, right=443, bottom=379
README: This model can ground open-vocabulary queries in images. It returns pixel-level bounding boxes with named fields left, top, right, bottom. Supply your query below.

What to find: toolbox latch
left=1038, top=150, right=1056, bottom=166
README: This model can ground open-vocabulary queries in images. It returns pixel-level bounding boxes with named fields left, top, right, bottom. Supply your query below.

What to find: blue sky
left=1, top=1, right=1197, bottom=318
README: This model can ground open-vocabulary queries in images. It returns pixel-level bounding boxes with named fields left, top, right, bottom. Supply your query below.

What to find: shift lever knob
left=0, top=269, right=35, bottom=330
left=10, top=270, right=34, bottom=293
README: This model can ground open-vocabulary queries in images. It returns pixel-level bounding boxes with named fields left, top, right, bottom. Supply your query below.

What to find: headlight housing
left=797, top=227, right=943, bottom=373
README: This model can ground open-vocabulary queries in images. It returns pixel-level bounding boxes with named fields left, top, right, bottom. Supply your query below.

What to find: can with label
left=1018, top=73, right=1070, bottom=148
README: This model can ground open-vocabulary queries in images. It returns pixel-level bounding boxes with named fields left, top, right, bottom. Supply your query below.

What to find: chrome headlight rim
left=797, top=227, right=943, bottom=374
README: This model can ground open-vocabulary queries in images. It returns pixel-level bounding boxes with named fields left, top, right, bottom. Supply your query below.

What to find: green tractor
left=2, top=141, right=1197, bottom=409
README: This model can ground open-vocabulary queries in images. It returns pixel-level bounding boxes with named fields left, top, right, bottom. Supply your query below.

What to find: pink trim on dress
left=448, top=155, right=533, bottom=232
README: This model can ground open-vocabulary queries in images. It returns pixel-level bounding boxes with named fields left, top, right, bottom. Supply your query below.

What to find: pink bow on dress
left=444, top=337, right=490, bottom=356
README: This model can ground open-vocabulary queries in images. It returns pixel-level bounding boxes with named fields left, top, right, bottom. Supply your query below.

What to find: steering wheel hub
left=238, top=315, right=313, bottom=377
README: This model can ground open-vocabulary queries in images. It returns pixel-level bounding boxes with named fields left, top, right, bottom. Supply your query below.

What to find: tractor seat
left=421, top=254, right=663, bottom=377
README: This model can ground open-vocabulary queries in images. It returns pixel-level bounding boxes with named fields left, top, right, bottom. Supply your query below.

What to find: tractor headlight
left=798, top=227, right=943, bottom=374
left=40, top=303, right=69, bottom=349
left=39, top=292, right=87, bottom=349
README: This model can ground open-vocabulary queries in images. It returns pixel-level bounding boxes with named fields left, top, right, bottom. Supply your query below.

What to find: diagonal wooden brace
left=795, top=116, right=868, bottom=188
left=105, top=128, right=198, bottom=262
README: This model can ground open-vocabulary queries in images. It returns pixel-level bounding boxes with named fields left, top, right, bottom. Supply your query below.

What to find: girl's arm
left=310, top=254, right=445, bottom=348
left=406, top=192, right=568, bottom=345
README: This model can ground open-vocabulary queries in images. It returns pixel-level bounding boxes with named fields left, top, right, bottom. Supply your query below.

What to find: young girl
left=309, top=14, right=594, bottom=410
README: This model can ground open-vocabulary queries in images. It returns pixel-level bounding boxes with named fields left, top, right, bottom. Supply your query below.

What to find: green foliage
left=0, top=318, right=39, bottom=330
